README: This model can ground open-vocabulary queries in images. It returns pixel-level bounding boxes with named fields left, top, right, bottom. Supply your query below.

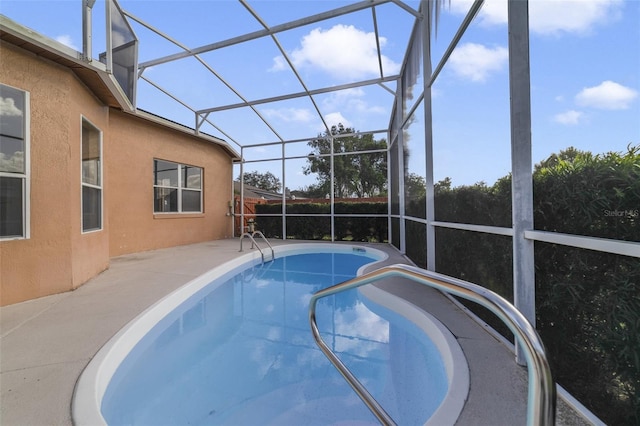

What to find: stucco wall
left=1, top=43, right=110, bottom=305
left=1, top=42, right=233, bottom=306
left=69, top=96, right=111, bottom=290
left=106, top=110, right=233, bottom=257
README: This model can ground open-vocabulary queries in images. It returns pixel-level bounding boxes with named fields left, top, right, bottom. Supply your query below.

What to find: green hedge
left=434, top=176, right=512, bottom=227
left=422, top=146, right=639, bottom=425
left=255, top=201, right=388, bottom=242
left=254, top=203, right=329, bottom=239
left=531, top=147, right=639, bottom=424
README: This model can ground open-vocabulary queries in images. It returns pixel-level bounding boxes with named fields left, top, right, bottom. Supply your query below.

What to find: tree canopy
left=405, top=172, right=427, bottom=199
left=240, top=170, right=281, bottom=192
left=303, top=124, right=387, bottom=198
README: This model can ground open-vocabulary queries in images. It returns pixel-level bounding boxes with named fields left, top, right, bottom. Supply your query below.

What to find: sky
left=1, top=0, right=638, bottom=190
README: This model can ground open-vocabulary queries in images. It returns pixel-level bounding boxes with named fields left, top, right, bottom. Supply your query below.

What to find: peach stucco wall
left=107, top=110, right=233, bottom=257
left=1, top=42, right=234, bottom=306
left=1, top=43, right=110, bottom=306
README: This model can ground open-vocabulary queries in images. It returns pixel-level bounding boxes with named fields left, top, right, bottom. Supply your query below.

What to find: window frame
left=153, top=159, right=203, bottom=214
left=0, top=84, right=30, bottom=240
left=80, top=116, right=103, bottom=233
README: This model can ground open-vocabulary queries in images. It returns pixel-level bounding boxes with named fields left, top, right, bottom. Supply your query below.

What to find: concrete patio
left=1, top=239, right=590, bottom=425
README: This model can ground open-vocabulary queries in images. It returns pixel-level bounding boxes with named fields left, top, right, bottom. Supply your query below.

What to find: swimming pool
left=73, top=244, right=468, bottom=425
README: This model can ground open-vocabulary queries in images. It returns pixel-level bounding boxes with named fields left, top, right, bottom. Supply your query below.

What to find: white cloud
left=55, top=34, right=78, bottom=50
left=269, top=56, right=287, bottom=72
left=449, top=0, right=506, bottom=26
left=531, top=0, right=623, bottom=35
left=321, top=88, right=386, bottom=115
left=554, top=110, right=584, bottom=125
left=274, top=24, right=400, bottom=80
left=324, top=87, right=365, bottom=103
left=262, top=107, right=313, bottom=123
left=449, top=0, right=622, bottom=35
left=348, top=98, right=386, bottom=114
left=324, top=112, right=351, bottom=129
left=449, top=43, right=508, bottom=82
left=431, top=87, right=444, bottom=99
left=0, top=97, right=23, bottom=116
left=575, top=80, right=638, bottom=110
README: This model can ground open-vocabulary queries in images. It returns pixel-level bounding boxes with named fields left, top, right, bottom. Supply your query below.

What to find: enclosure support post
left=240, top=147, right=245, bottom=238
left=330, top=136, right=335, bottom=242
left=422, top=5, right=436, bottom=271
left=508, top=0, right=535, bottom=366
left=397, top=95, right=406, bottom=255
left=281, top=142, right=286, bottom=239
left=81, top=0, right=96, bottom=62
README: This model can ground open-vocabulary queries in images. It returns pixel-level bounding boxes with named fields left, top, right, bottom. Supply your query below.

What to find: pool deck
left=1, top=239, right=590, bottom=425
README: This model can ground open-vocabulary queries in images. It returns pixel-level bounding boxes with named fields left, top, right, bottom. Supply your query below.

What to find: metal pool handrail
left=239, top=231, right=275, bottom=263
left=308, top=263, right=556, bottom=426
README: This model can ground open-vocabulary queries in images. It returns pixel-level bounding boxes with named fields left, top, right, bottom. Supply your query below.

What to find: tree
left=304, top=124, right=387, bottom=198
left=433, top=176, right=451, bottom=193
left=405, top=173, right=427, bottom=199
left=296, top=183, right=330, bottom=199
left=240, top=170, right=281, bottom=192
left=534, top=146, right=584, bottom=172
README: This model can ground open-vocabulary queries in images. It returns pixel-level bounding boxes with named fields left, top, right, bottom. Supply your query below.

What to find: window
left=81, top=118, right=102, bottom=232
left=153, top=159, right=202, bottom=213
left=0, top=84, right=29, bottom=239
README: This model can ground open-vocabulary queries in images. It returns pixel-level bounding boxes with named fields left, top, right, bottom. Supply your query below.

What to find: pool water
left=101, top=252, right=448, bottom=425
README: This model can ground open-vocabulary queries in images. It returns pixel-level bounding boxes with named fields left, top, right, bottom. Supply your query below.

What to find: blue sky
left=1, top=0, right=638, bottom=189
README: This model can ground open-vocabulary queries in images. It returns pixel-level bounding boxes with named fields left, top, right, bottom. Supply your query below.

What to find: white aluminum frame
left=91, top=0, right=640, bottom=367
left=104, top=0, right=639, bottom=305
left=81, top=1, right=638, bottom=421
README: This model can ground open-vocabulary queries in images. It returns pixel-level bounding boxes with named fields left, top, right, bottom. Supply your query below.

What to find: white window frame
left=153, top=159, right=202, bottom=214
left=81, top=116, right=103, bottom=233
left=0, top=84, right=30, bottom=241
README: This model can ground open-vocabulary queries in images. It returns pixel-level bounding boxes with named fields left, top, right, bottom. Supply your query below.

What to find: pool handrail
left=308, top=263, right=556, bottom=426
left=239, top=230, right=275, bottom=263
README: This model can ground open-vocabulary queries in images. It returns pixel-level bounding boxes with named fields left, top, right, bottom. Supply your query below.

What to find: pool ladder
left=239, top=230, right=275, bottom=264
left=308, top=264, right=556, bottom=426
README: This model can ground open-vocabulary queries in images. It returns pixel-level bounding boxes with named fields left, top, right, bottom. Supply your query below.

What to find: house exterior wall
left=0, top=42, right=234, bottom=306
left=69, top=90, right=111, bottom=291
left=107, top=110, right=233, bottom=257
left=1, top=43, right=110, bottom=305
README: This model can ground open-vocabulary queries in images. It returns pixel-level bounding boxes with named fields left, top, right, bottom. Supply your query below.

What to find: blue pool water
left=101, top=251, right=448, bottom=425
